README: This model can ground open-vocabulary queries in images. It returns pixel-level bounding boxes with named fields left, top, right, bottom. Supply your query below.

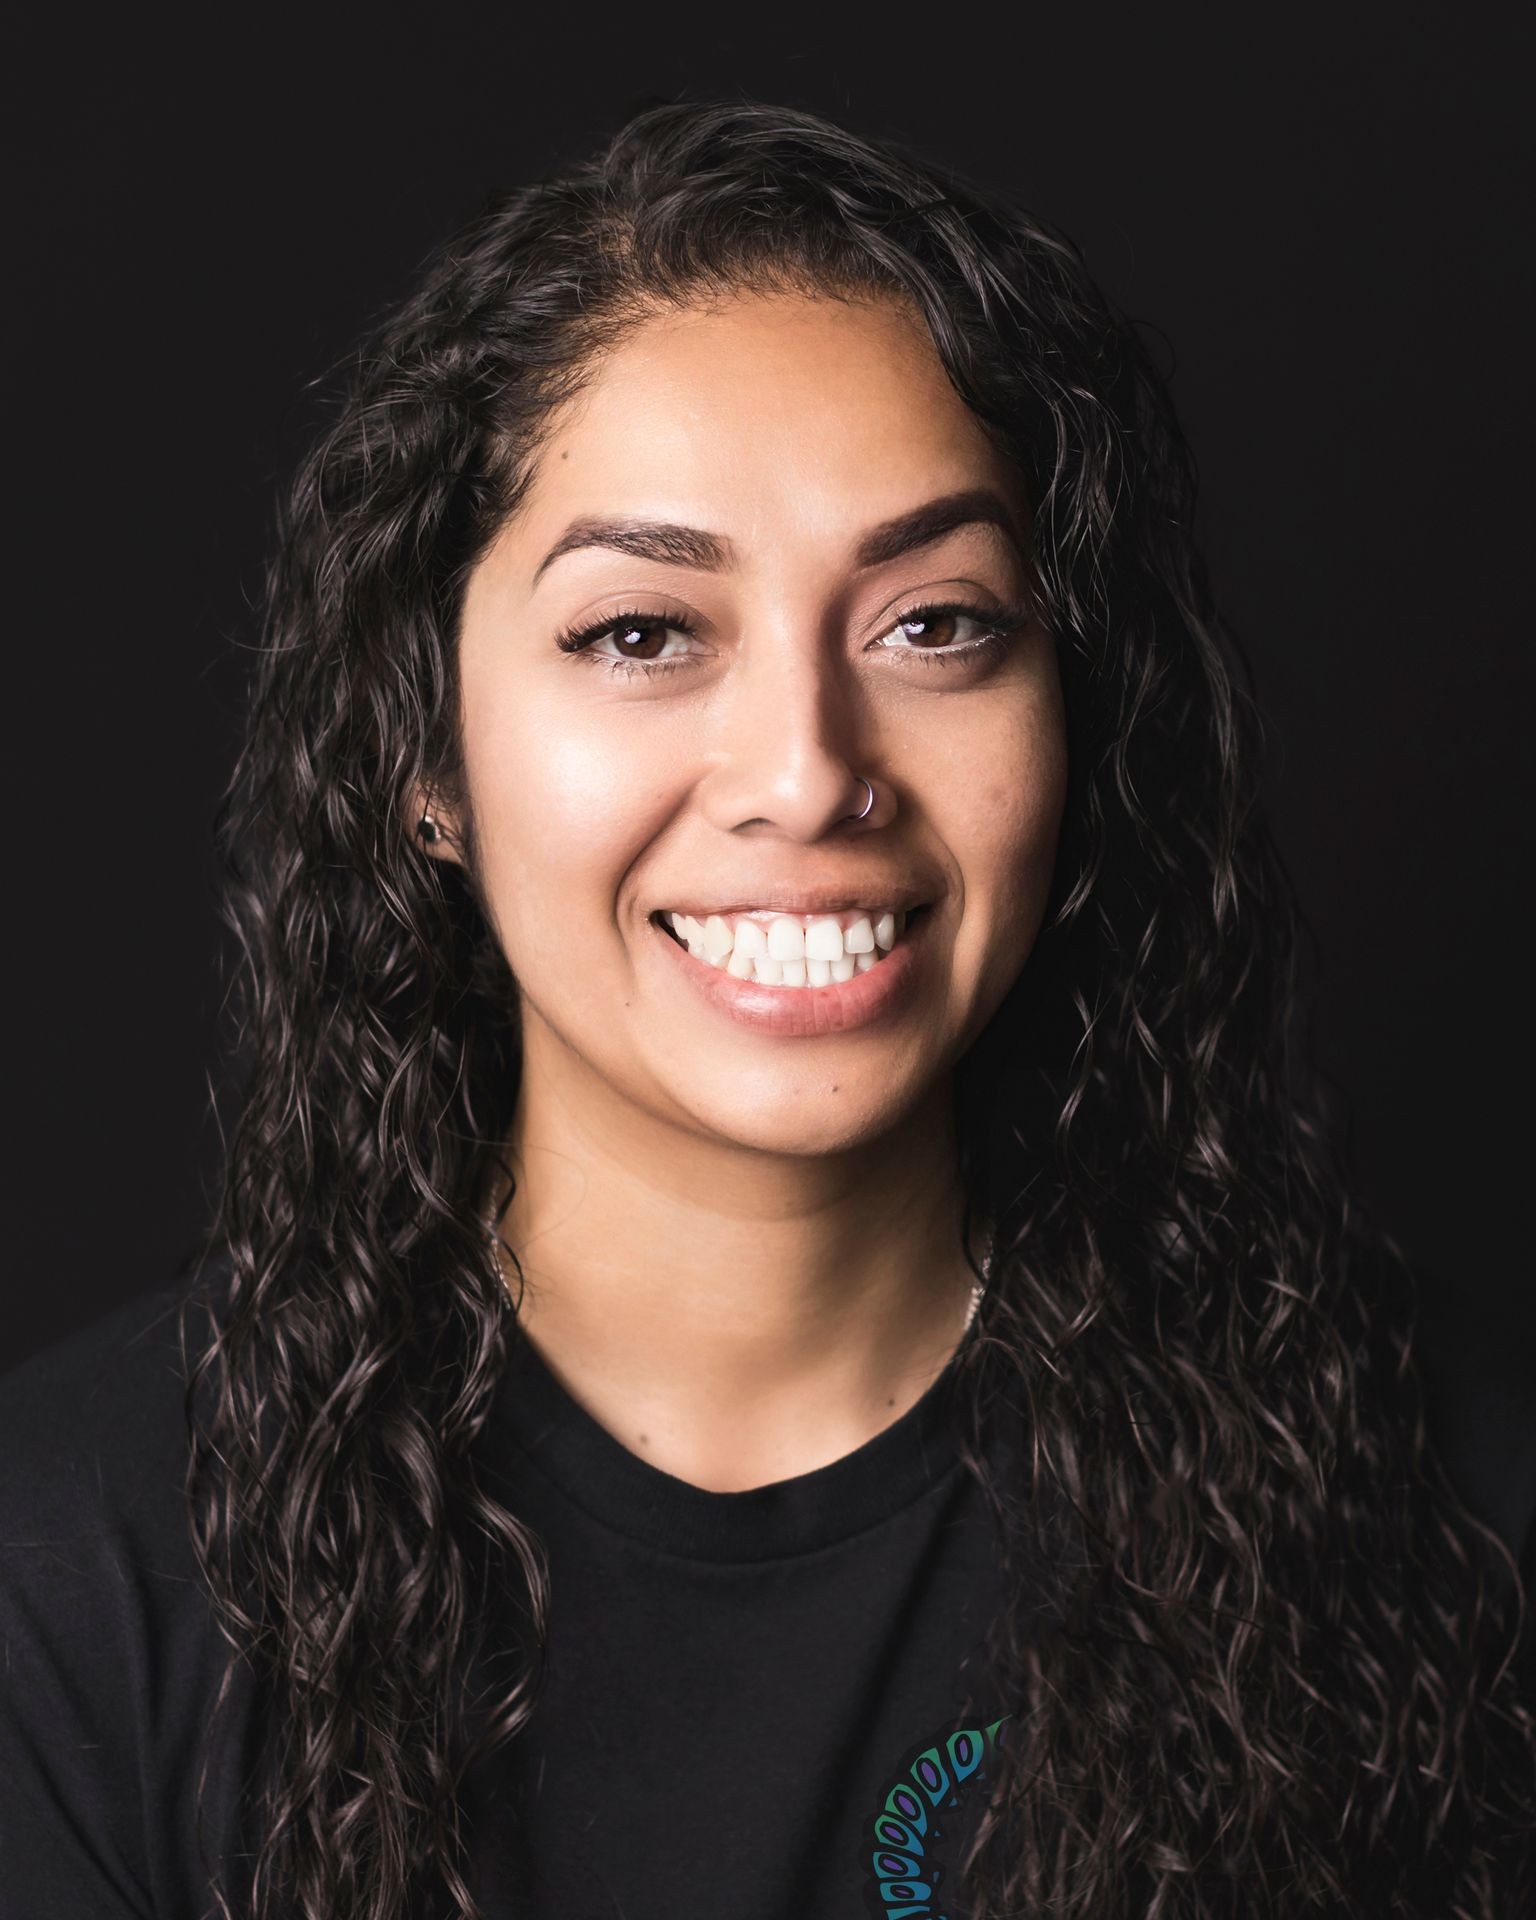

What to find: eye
left=871, top=599, right=1034, bottom=667
left=555, top=609, right=703, bottom=679
left=554, top=595, right=1037, bottom=683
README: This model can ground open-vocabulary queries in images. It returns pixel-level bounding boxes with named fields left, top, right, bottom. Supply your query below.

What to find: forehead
left=509, top=290, right=1026, bottom=555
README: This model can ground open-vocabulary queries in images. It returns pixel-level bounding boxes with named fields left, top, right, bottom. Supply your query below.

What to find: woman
left=2, top=98, right=1532, bottom=1920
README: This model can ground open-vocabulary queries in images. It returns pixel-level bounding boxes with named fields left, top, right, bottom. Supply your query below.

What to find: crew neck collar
left=481, top=1322, right=972, bottom=1565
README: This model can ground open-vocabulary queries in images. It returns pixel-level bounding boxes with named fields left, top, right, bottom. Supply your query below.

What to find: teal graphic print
left=858, top=1713, right=1011, bottom=1918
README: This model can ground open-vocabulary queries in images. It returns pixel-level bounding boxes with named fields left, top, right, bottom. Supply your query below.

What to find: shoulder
left=0, top=1250, right=241, bottom=1648
left=0, top=1269, right=228, bottom=1647
left=0, top=1278, right=208, bottom=1540
left=0, top=1262, right=238, bottom=1915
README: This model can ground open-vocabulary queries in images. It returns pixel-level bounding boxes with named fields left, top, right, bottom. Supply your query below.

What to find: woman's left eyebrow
left=852, top=487, right=1024, bottom=569
left=531, top=485, right=1023, bottom=585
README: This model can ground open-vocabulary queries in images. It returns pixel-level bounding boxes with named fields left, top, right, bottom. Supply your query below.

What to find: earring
left=417, top=814, right=440, bottom=844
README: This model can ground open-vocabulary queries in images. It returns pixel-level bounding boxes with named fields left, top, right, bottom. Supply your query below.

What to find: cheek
left=461, top=680, right=672, bottom=958
left=995, top=730, right=1069, bottom=885
left=944, top=689, right=1069, bottom=901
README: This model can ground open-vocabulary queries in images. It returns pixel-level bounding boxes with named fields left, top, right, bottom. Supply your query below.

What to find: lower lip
left=647, top=909, right=934, bottom=1037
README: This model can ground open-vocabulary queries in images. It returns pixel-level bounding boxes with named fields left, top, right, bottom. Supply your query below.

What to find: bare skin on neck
left=491, top=1026, right=985, bottom=1493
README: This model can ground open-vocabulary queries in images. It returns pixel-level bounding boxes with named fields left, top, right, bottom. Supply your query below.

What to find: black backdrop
left=6, top=4, right=1531, bottom=1381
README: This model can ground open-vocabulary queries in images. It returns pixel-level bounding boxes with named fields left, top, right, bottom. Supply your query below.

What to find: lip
left=650, top=886, right=931, bottom=918
left=645, top=904, right=935, bottom=1037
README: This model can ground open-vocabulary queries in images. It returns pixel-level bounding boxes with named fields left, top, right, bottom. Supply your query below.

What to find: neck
left=483, top=1052, right=987, bottom=1494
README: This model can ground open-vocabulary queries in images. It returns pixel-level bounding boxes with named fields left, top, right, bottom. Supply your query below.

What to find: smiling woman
left=420, top=288, right=1069, bottom=1446
left=1, top=98, right=1532, bottom=1920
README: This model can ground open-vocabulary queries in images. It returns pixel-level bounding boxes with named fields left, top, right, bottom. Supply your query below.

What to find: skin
left=415, top=289, right=1068, bottom=1492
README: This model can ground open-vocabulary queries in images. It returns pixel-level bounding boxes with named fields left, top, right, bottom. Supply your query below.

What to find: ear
left=405, top=780, right=465, bottom=868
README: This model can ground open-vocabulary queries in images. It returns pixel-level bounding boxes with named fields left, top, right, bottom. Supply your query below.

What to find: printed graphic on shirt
left=858, top=1713, right=1011, bottom=1919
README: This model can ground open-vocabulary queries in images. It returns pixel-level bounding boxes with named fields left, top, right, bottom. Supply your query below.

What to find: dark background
left=5, top=5, right=1531, bottom=1379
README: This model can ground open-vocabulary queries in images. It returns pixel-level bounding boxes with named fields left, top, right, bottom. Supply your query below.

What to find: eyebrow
left=530, top=486, right=1025, bottom=584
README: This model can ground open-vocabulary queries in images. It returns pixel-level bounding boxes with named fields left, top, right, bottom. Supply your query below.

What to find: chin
left=669, top=1071, right=933, bottom=1158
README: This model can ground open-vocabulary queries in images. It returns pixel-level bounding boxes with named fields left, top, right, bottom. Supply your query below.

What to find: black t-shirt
left=1, top=1265, right=1532, bottom=1920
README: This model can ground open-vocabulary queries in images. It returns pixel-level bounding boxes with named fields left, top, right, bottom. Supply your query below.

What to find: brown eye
left=894, top=612, right=963, bottom=649
left=869, top=600, right=1030, bottom=673
left=607, top=620, right=673, bottom=659
left=556, top=609, right=704, bottom=676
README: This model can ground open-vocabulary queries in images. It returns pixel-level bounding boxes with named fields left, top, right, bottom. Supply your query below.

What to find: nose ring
left=847, top=774, right=875, bottom=822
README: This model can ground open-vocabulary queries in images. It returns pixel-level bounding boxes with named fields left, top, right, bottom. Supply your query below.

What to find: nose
left=697, top=629, right=882, bottom=841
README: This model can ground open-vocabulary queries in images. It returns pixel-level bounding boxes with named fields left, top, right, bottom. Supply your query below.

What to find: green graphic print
left=858, top=1713, right=1011, bottom=1918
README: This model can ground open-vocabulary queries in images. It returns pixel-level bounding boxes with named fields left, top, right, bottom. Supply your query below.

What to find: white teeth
left=804, top=917, right=844, bottom=962
left=766, top=918, right=806, bottom=962
left=660, top=906, right=917, bottom=989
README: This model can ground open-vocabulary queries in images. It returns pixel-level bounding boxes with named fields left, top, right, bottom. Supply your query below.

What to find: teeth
left=766, top=917, right=806, bottom=962
left=730, top=919, right=768, bottom=960
left=804, top=918, right=844, bottom=962
left=660, top=906, right=915, bottom=988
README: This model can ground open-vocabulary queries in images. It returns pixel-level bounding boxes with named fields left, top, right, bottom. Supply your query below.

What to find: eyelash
left=554, top=598, right=1035, bottom=681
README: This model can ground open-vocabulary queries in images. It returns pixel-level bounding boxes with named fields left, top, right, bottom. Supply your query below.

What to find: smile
left=646, top=905, right=934, bottom=1038
left=652, top=906, right=918, bottom=987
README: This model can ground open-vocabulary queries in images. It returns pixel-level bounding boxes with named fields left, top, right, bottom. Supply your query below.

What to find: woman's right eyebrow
left=531, top=488, right=1022, bottom=587
left=532, top=517, right=733, bottom=583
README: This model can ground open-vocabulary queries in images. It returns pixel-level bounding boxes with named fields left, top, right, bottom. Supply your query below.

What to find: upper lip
left=651, top=885, right=932, bottom=917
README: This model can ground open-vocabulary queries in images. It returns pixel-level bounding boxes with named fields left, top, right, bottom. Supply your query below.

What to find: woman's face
left=433, top=290, right=1068, bottom=1158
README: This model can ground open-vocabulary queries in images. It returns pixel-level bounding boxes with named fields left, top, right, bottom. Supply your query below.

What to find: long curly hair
left=178, top=97, right=1536, bottom=1919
